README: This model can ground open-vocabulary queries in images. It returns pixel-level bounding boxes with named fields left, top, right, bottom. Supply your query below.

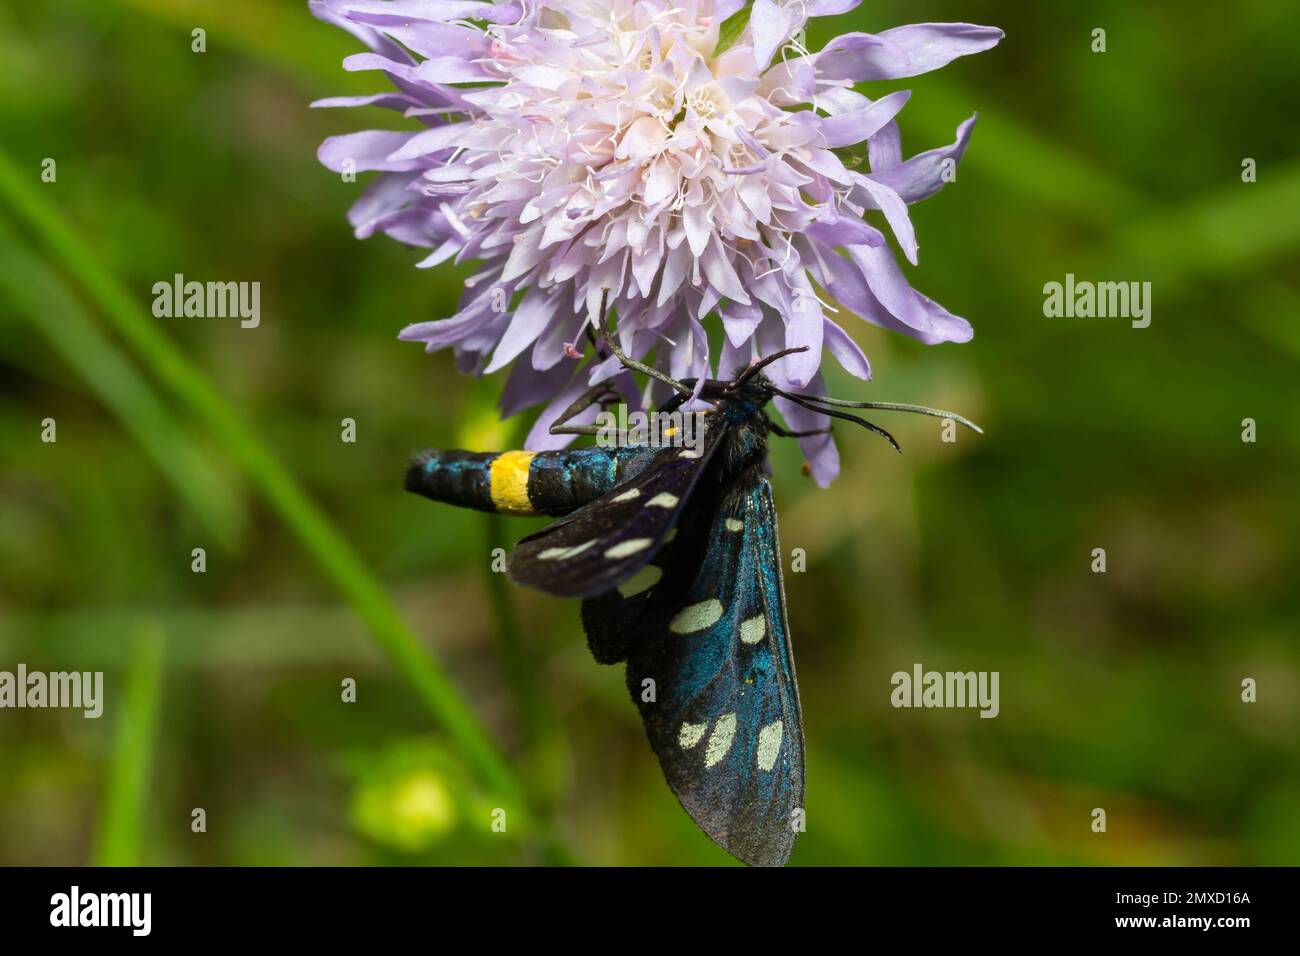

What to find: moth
left=406, top=333, right=979, bottom=866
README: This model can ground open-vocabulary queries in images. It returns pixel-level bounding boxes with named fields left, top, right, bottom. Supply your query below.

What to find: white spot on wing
left=678, top=721, right=706, bottom=749
left=704, top=713, right=737, bottom=768
left=669, top=599, right=723, bottom=634
left=539, top=539, right=597, bottom=560
left=617, top=564, right=661, bottom=597
left=725, top=518, right=743, bottom=532
left=612, top=488, right=641, bottom=502
left=756, top=720, right=784, bottom=771
left=605, top=538, right=652, bottom=559
left=663, top=528, right=677, bottom=544
left=646, top=492, right=678, bottom=508
left=740, top=614, right=766, bottom=644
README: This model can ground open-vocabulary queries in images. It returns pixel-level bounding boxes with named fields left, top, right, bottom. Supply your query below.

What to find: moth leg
left=549, top=381, right=622, bottom=437
left=596, top=293, right=694, bottom=398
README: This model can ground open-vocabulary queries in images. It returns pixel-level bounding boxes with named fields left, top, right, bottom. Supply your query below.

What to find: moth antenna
left=782, top=393, right=983, bottom=435
left=777, top=391, right=901, bottom=453
left=733, top=346, right=810, bottom=387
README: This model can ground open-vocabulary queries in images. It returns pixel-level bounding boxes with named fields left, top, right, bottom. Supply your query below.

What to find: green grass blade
left=0, top=216, right=244, bottom=550
left=93, top=623, right=166, bottom=866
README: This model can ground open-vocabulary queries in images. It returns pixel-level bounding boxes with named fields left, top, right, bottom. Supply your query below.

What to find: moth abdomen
left=405, top=449, right=500, bottom=513
left=406, top=446, right=654, bottom=517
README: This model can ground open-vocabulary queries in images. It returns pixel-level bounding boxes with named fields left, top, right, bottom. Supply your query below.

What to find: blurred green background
left=1, top=0, right=1297, bottom=866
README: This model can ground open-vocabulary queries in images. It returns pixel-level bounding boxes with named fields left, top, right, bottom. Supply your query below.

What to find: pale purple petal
left=869, top=114, right=978, bottom=203
left=805, top=215, right=885, bottom=248
left=773, top=375, right=839, bottom=487
left=311, top=92, right=417, bottom=110
left=822, top=317, right=871, bottom=380
left=353, top=21, right=490, bottom=60
left=828, top=245, right=971, bottom=344
left=868, top=120, right=903, bottom=172
left=813, top=32, right=889, bottom=82
left=701, top=237, right=750, bottom=304
left=846, top=244, right=930, bottom=331
left=399, top=309, right=484, bottom=347
left=816, top=243, right=885, bottom=320
left=499, top=352, right=573, bottom=418
left=585, top=353, right=623, bottom=386
left=533, top=309, right=586, bottom=370
left=818, top=90, right=911, bottom=148
left=913, top=291, right=974, bottom=343
left=309, top=0, right=410, bottom=61
left=720, top=300, right=763, bottom=348
left=341, top=0, right=522, bottom=25
left=386, top=121, right=471, bottom=162
left=751, top=0, right=796, bottom=70
left=807, top=0, right=861, bottom=15
left=755, top=56, right=817, bottom=106
left=415, top=57, right=495, bottom=85
left=799, top=432, right=839, bottom=488
left=783, top=274, right=824, bottom=388
left=718, top=332, right=757, bottom=380
left=818, top=23, right=1004, bottom=81
left=318, top=130, right=424, bottom=172
left=851, top=175, right=919, bottom=264
left=484, top=287, right=554, bottom=373
left=814, top=87, right=871, bottom=116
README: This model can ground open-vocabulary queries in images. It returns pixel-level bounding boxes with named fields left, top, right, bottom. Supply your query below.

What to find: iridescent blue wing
left=506, top=422, right=725, bottom=600
left=585, top=475, right=805, bottom=866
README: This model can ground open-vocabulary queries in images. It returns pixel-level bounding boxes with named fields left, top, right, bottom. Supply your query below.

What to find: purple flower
left=313, top=0, right=1001, bottom=484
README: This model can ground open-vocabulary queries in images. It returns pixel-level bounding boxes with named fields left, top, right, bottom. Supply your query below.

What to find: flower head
left=314, top=0, right=1001, bottom=484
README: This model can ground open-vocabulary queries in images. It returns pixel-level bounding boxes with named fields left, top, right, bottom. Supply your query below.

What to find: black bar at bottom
left=0, top=866, right=1282, bottom=941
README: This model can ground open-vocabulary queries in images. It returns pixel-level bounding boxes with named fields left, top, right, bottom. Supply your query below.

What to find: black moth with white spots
left=406, top=347, right=981, bottom=866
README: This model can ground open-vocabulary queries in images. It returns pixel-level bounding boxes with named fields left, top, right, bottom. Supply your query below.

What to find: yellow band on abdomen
left=489, top=450, right=537, bottom=514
